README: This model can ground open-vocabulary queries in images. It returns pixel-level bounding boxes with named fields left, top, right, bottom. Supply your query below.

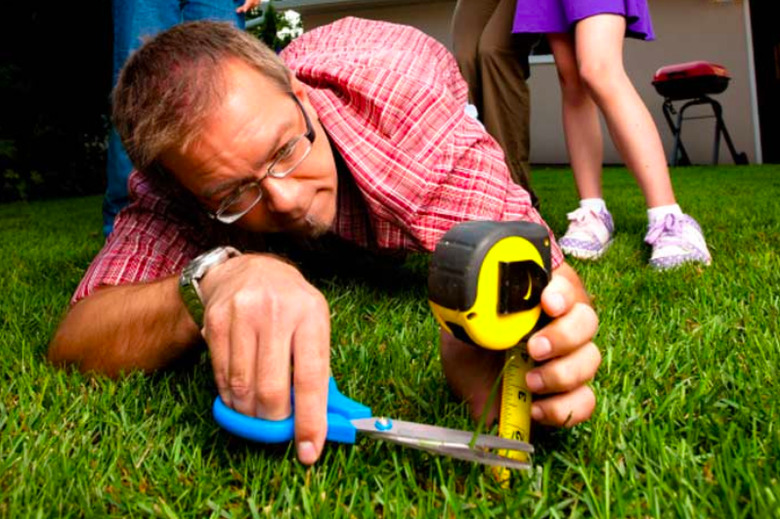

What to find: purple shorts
left=512, top=0, right=655, bottom=41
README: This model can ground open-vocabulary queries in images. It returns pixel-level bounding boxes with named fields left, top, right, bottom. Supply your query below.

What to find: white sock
left=580, top=198, right=607, bottom=213
left=647, top=204, right=683, bottom=224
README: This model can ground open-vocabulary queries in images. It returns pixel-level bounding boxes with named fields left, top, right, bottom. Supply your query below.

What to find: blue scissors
left=213, top=376, right=533, bottom=470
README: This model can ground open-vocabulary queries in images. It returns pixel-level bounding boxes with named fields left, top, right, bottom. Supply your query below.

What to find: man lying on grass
left=48, top=19, right=601, bottom=465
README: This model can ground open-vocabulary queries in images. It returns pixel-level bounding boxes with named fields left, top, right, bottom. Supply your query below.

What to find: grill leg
left=672, top=101, right=694, bottom=166
left=663, top=100, right=692, bottom=166
left=662, top=101, right=678, bottom=166
left=661, top=95, right=747, bottom=166
left=710, top=99, right=722, bottom=165
left=708, top=97, right=748, bottom=165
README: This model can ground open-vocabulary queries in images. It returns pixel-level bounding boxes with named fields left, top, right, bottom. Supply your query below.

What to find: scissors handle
left=212, top=377, right=372, bottom=444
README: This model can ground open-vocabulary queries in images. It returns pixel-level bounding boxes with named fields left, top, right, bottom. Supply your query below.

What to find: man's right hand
left=197, top=253, right=331, bottom=465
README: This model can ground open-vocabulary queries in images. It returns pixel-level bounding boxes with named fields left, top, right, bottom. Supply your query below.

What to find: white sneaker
left=645, top=213, right=712, bottom=269
left=559, top=207, right=614, bottom=260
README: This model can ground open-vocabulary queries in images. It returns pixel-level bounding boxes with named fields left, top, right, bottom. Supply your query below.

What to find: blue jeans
left=104, top=0, right=246, bottom=237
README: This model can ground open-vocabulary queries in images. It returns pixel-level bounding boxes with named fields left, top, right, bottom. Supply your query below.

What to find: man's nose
left=262, top=177, right=307, bottom=219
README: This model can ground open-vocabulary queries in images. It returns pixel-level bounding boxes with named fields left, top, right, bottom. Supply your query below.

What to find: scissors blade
left=351, top=417, right=533, bottom=460
left=351, top=417, right=533, bottom=452
left=388, top=436, right=532, bottom=470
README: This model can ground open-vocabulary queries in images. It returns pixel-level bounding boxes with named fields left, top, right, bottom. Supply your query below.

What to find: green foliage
left=247, top=2, right=303, bottom=52
left=2, top=166, right=779, bottom=516
left=0, top=2, right=308, bottom=205
left=0, top=123, right=108, bottom=203
left=1, top=4, right=112, bottom=203
left=259, top=2, right=280, bottom=50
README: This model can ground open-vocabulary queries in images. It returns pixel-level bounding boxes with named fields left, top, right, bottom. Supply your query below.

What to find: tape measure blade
left=493, top=345, right=534, bottom=482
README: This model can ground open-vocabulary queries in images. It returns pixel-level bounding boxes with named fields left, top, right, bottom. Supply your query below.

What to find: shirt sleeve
left=71, top=177, right=204, bottom=305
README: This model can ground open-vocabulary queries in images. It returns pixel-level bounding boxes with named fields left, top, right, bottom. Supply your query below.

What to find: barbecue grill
left=652, top=60, right=747, bottom=166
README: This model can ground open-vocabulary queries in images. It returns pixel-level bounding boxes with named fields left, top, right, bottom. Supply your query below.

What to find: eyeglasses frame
left=210, top=93, right=316, bottom=224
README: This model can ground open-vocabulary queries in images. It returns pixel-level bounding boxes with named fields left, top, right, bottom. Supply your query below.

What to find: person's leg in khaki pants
left=452, top=0, right=540, bottom=208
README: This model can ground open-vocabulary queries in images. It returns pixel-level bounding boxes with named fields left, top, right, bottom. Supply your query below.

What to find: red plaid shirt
left=73, top=17, right=562, bottom=304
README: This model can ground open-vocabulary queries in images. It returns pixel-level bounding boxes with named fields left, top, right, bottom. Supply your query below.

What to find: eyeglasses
left=209, top=94, right=316, bottom=224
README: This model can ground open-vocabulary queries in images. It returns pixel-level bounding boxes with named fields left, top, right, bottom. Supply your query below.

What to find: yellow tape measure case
left=428, top=221, right=551, bottom=351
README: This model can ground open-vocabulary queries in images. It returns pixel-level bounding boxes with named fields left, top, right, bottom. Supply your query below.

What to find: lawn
left=1, top=165, right=778, bottom=517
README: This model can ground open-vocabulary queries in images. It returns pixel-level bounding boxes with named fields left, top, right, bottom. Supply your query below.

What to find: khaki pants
left=452, top=0, right=540, bottom=208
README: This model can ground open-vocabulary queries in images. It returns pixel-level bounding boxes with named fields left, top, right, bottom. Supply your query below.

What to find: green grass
left=1, top=165, right=779, bottom=517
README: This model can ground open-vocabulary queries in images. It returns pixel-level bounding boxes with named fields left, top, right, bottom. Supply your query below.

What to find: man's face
left=162, top=59, right=338, bottom=236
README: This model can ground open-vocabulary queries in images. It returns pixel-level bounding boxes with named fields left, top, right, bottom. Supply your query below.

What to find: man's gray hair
left=112, top=20, right=293, bottom=178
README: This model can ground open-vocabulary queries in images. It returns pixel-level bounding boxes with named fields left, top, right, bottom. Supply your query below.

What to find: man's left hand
left=440, top=261, right=601, bottom=428
left=524, top=263, right=600, bottom=426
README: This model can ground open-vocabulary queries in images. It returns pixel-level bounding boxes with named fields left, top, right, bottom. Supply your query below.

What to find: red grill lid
left=653, top=61, right=730, bottom=83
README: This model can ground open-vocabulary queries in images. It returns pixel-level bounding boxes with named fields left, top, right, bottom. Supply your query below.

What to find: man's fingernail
left=526, top=372, right=544, bottom=392
left=548, top=293, right=565, bottom=313
left=297, top=441, right=317, bottom=465
left=529, top=336, right=551, bottom=359
left=531, top=404, right=543, bottom=421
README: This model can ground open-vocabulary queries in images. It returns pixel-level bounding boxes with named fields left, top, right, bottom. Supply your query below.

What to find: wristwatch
left=179, top=246, right=242, bottom=328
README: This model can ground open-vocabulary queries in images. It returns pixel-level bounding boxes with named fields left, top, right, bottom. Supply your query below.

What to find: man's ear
left=289, top=75, right=316, bottom=117
left=290, top=73, right=310, bottom=98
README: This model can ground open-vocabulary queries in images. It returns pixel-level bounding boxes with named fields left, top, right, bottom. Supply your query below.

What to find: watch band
left=179, top=246, right=241, bottom=328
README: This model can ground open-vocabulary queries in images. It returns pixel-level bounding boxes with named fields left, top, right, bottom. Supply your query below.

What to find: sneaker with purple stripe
left=559, top=207, right=614, bottom=260
left=645, top=213, right=711, bottom=270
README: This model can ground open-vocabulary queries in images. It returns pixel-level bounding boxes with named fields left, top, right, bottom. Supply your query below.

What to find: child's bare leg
left=549, top=32, right=614, bottom=260
left=574, top=14, right=675, bottom=208
left=548, top=32, right=603, bottom=200
left=573, top=14, right=710, bottom=268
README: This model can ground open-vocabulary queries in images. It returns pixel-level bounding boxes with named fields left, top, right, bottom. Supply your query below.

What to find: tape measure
left=428, top=221, right=551, bottom=478
left=495, top=345, right=534, bottom=479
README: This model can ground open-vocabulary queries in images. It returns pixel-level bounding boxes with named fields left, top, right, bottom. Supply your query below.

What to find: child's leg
left=574, top=14, right=710, bottom=268
left=548, top=33, right=613, bottom=260
left=548, top=32, right=604, bottom=201
left=573, top=14, right=675, bottom=208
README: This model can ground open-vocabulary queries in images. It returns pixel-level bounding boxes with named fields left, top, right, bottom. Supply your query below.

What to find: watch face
left=200, top=248, right=227, bottom=266
left=185, top=247, right=240, bottom=281
left=180, top=247, right=239, bottom=329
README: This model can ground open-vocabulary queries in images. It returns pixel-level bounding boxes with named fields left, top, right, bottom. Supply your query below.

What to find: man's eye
left=217, top=189, right=241, bottom=209
left=274, top=140, right=296, bottom=161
